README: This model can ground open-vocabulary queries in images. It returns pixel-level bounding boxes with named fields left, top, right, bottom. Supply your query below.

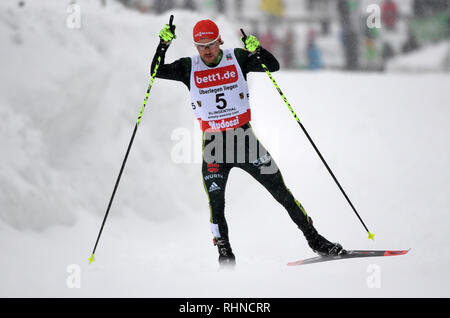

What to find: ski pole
left=88, top=16, right=175, bottom=264
left=240, top=29, right=374, bottom=240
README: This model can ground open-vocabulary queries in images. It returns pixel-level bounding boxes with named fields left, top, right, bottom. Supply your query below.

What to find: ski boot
left=301, top=220, right=346, bottom=256
left=213, top=238, right=236, bottom=266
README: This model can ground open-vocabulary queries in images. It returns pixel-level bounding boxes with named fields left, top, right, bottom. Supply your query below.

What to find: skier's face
left=195, top=38, right=221, bottom=65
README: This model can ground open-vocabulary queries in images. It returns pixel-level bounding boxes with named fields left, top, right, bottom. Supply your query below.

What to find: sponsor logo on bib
left=194, top=65, right=238, bottom=88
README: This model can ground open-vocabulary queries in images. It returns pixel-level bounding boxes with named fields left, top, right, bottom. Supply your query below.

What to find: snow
left=1, top=0, right=450, bottom=297
left=387, top=40, right=450, bottom=72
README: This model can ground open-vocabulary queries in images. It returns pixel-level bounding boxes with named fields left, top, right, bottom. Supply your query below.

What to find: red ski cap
left=193, top=19, right=222, bottom=44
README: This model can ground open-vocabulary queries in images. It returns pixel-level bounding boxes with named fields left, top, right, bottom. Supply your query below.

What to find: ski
left=287, top=249, right=410, bottom=266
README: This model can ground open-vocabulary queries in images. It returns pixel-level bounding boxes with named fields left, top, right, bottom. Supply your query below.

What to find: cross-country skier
left=152, top=19, right=345, bottom=266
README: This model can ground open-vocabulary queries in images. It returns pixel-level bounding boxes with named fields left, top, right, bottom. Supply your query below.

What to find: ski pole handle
left=240, top=28, right=247, bottom=42
left=169, top=14, right=175, bottom=34
left=240, top=28, right=260, bottom=59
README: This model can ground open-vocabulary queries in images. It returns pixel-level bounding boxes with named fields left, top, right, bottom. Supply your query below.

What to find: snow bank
left=0, top=0, right=240, bottom=230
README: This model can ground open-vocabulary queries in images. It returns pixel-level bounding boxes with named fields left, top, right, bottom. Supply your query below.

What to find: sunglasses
left=194, top=35, right=221, bottom=50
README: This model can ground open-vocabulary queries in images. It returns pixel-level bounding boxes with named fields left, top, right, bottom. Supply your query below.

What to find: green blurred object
left=409, top=12, right=449, bottom=45
left=348, top=0, right=358, bottom=11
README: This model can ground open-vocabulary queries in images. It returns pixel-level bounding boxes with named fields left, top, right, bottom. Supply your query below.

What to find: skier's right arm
left=150, top=24, right=190, bottom=87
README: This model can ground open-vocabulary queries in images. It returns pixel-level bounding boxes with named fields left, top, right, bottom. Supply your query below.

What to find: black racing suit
left=151, top=42, right=312, bottom=244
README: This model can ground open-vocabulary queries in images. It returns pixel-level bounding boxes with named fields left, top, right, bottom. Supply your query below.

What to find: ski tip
left=383, top=249, right=410, bottom=256
left=287, top=260, right=305, bottom=266
left=368, top=232, right=375, bottom=240
left=88, top=254, right=95, bottom=264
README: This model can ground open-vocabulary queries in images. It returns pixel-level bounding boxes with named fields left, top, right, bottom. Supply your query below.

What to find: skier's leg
left=201, top=160, right=232, bottom=241
left=240, top=147, right=312, bottom=229
left=202, top=131, right=235, bottom=265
